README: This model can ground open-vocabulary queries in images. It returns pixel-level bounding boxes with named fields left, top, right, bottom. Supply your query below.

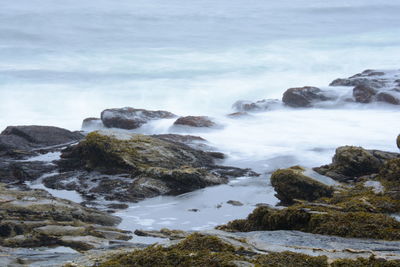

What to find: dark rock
left=0, top=126, right=83, bottom=158
left=329, top=69, right=387, bottom=88
left=282, top=86, right=334, bottom=107
left=270, top=166, right=334, bottom=205
left=0, top=161, right=57, bottom=184
left=376, top=91, right=400, bottom=105
left=173, top=116, right=216, bottom=128
left=397, top=134, right=400, bottom=149
left=101, top=107, right=176, bottom=130
left=152, top=134, right=206, bottom=144
left=313, top=146, right=399, bottom=182
left=353, top=84, right=377, bottom=103
left=232, top=99, right=281, bottom=112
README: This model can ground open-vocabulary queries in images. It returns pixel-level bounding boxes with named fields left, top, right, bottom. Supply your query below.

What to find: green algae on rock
left=217, top=204, right=400, bottom=240
left=52, top=131, right=256, bottom=202
left=270, top=166, right=334, bottom=205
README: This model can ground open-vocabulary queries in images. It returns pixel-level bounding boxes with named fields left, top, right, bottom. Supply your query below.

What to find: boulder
left=173, top=116, right=216, bottom=128
left=353, top=84, right=377, bottom=103
left=0, top=126, right=83, bottom=158
left=379, top=158, right=400, bottom=182
left=270, top=166, right=334, bottom=205
left=329, top=69, right=387, bottom=88
left=101, top=107, right=177, bottom=130
left=313, top=146, right=400, bottom=182
left=282, top=86, right=334, bottom=107
left=232, top=99, right=281, bottom=112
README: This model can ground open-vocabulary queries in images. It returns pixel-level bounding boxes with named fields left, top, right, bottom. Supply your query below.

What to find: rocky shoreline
left=1, top=69, right=400, bottom=266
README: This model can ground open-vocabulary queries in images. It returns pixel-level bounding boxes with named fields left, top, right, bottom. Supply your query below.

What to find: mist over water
left=1, top=0, right=400, bottom=130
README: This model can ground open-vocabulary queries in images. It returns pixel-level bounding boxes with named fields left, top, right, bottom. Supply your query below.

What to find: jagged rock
left=0, top=126, right=83, bottom=158
left=270, top=166, right=334, bottom=205
left=353, top=84, right=377, bottom=103
left=0, top=161, right=57, bottom=184
left=50, top=131, right=252, bottom=202
left=173, top=116, right=216, bottom=128
left=314, top=146, right=399, bottom=182
left=101, top=107, right=176, bottom=130
left=232, top=99, right=281, bottom=112
left=0, top=184, right=130, bottom=251
left=329, top=69, right=387, bottom=88
left=282, top=86, right=335, bottom=107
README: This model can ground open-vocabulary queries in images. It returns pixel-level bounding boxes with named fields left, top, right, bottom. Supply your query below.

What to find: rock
left=397, top=134, right=400, bottom=149
left=81, top=117, right=103, bottom=130
left=270, top=166, right=334, bottom=205
left=100, top=107, right=177, bottom=130
left=227, top=200, right=244, bottom=206
left=227, top=112, right=251, bottom=118
left=232, top=99, right=281, bottom=112
left=379, top=158, right=400, bottom=182
left=313, top=146, right=396, bottom=182
left=0, top=184, right=131, bottom=251
left=218, top=205, right=400, bottom=240
left=134, top=228, right=187, bottom=240
left=0, top=126, right=83, bottom=158
left=376, top=91, right=400, bottom=105
left=51, top=131, right=251, bottom=202
left=173, top=116, right=216, bottom=128
left=353, top=84, right=377, bottom=103
left=0, top=161, right=57, bottom=184
left=329, top=69, right=387, bottom=88
left=282, top=86, right=335, bottom=107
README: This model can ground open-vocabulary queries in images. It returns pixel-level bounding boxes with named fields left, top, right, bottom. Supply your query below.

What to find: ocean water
left=2, top=0, right=400, bottom=232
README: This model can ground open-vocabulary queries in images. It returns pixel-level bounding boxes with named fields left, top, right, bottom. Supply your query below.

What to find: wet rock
left=314, top=146, right=396, bottom=182
left=353, top=84, right=377, bottom=103
left=134, top=228, right=187, bottom=240
left=227, top=112, right=251, bottom=118
left=0, top=126, right=83, bottom=158
left=81, top=117, right=103, bottom=130
left=0, top=161, right=57, bottom=184
left=376, top=91, right=400, bottom=105
left=282, top=86, right=335, bottom=107
left=232, top=99, right=281, bottom=112
left=101, top=107, right=177, bottom=130
left=152, top=134, right=206, bottom=144
left=0, top=184, right=131, bottom=251
left=270, top=166, right=334, bottom=205
left=51, top=131, right=251, bottom=202
left=329, top=69, right=387, bottom=88
left=173, top=116, right=216, bottom=128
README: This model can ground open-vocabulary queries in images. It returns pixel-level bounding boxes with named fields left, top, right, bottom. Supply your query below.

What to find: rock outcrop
left=314, top=146, right=400, bottom=182
left=0, top=184, right=130, bottom=251
left=173, top=116, right=216, bottom=128
left=46, top=131, right=255, bottom=202
left=101, top=107, right=177, bottom=130
left=270, top=166, right=334, bottom=205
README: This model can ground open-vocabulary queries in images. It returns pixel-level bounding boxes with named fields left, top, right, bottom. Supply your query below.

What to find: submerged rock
left=270, top=166, right=334, bottom=205
left=282, top=86, right=335, bottom=107
left=0, top=125, right=83, bottom=158
left=0, top=184, right=130, bottom=251
left=232, top=99, right=281, bottom=112
left=173, top=116, right=216, bottom=128
left=101, top=107, right=177, bottom=130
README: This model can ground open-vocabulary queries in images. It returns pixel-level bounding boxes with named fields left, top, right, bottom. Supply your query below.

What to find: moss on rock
left=270, top=166, right=334, bottom=205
